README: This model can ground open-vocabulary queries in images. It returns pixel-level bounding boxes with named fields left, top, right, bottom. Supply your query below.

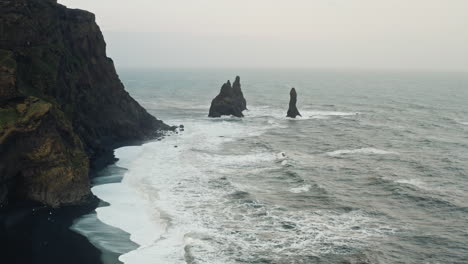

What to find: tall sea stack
left=208, top=76, right=247, bottom=117
left=287, top=88, right=301, bottom=118
left=0, top=0, right=171, bottom=207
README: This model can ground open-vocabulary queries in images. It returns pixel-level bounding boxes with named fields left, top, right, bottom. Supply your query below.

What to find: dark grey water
left=75, top=69, right=468, bottom=264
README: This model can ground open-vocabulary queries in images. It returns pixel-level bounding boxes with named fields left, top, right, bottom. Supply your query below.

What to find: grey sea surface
left=74, top=69, right=468, bottom=264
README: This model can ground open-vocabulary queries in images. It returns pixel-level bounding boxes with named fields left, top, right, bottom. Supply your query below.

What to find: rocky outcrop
left=232, top=76, right=247, bottom=111
left=0, top=0, right=171, bottom=207
left=286, top=88, right=301, bottom=118
left=208, top=76, right=247, bottom=117
left=0, top=97, right=90, bottom=206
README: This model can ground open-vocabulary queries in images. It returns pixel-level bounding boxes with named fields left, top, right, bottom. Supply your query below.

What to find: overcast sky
left=59, top=0, right=468, bottom=71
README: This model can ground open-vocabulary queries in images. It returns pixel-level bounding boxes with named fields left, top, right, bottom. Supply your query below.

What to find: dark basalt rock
left=287, top=88, right=301, bottom=118
left=232, top=76, right=247, bottom=111
left=208, top=76, right=247, bottom=117
left=0, top=0, right=172, bottom=207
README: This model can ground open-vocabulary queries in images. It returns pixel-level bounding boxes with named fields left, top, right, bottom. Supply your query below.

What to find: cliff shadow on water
left=0, top=0, right=172, bottom=263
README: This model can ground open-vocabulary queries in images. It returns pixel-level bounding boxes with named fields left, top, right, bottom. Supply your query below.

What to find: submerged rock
left=208, top=76, right=247, bottom=117
left=286, top=88, right=301, bottom=118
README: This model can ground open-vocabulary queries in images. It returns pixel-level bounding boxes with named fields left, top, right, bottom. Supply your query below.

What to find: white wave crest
left=244, top=106, right=359, bottom=120
left=289, top=184, right=311, bottom=193
left=395, top=179, right=431, bottom=190
left=327, top=147, right=397, bottom=156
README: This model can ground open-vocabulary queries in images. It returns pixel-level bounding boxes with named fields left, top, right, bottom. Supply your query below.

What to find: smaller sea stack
left=208, top=76, right=247, bottom=117
left=287, top=88, right=301, bottom=118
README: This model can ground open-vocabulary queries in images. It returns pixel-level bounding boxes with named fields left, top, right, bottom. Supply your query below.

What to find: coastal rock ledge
left=0, top=0, right=171, bottom=207
left=208, top=76, right=247, bottom=117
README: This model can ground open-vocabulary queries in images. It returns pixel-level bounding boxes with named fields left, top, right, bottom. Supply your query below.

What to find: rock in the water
left=232, top=76, right=247, bottom=111
left=208, top=76, right=247, bottom=117
left=287, top=88, right=302, bottom=118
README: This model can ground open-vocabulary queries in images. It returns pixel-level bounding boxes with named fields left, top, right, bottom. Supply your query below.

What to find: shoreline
left=0, top=142, right=152, bottom=264
left=0, top=198, right=107, bottom=264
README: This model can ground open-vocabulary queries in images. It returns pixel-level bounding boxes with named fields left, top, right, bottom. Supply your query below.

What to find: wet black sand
left=0, top=199, right=116, bottom=264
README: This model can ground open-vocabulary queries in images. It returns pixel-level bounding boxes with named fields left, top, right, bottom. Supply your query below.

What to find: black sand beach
left=0, top=199, right=112, bottom=264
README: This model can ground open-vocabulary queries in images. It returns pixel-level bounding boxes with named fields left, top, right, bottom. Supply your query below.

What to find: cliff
left=208, top=76, right=247, bottom=117
left=0, top=0, right=170, bottom=207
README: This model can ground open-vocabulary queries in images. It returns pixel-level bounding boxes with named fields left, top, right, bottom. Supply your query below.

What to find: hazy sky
left=59, top=0, right=468, bottom=71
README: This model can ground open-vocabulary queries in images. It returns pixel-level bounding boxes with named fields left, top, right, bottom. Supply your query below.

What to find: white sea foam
left=70, top=212, right=138, bottom=257
left=307, top=110, right=358, bottom=116
left=395, top=178, right=433, bottom=191
left=244, top=106, right=358, bottom=120
left=89, top=116, right=393, bottom=263
left=88, top=118, right=279, bottom=263
left=327, top=147, right=397, bottom=156
left=289, top=184, right=311, bottom=193
left=92, top=183, right=166, bottom=247
left=310, top=115, right=330, bottom=119
left=198, top=152, right=277, bottom=166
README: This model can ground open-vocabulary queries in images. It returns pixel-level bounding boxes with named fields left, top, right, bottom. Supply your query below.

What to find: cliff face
left=0, top=0, right=170, bottom=207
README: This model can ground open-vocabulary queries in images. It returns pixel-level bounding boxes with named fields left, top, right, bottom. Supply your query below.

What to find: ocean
left=72, top=69, right=468, bottom=264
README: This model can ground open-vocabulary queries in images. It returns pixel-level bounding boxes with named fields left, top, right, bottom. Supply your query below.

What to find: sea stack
left=287, top=88, right=301, bottom=118
left=232, top=76, right=247, bottom=111
left=208, top=76, right=247, bottom=117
